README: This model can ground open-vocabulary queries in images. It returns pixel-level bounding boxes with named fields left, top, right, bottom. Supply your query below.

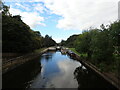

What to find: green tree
left=42, top=35, right=56, bottom=47
left=109, top=21, right=120, bottom=54
left=2, top=3, right=45, bottom=53
left=60, top=35, right=79, bottom=47
left=91, top=29, right=114, bottom=64
left=75, top=31, right=92, bottom=59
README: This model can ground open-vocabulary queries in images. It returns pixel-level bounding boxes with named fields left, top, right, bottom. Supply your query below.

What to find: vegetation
left=60, top=35, right=79, bottom=47
left=61, top=22, right=120, bottom=77
left=1, top=2, right=120, bottom=78
left=2, top=3, right=56, bottom=53
left=41, top=35, right=56, bottom=48
left=69, top=48, right=87, bottom=57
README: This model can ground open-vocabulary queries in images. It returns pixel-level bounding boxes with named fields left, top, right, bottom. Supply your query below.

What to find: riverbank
left=2, top=46, right=60, bottom=74
left=67, top=48, right=119, bottom=89
left=2, top=48, right=49, bottom=74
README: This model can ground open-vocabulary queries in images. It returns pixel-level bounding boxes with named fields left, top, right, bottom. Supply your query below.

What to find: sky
left=4, top=0, right=119, bottom=43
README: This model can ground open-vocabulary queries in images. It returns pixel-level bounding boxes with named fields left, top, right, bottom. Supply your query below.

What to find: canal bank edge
left=2, top=47, right=53, bottom=74
left=64, top=47, right=119, bottom=90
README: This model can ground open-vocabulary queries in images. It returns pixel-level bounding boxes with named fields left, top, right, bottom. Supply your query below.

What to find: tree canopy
left=2, top=3, right=56, bottom=53
left=61, top=20, right=120, bottom=74
left=60, top=35, right=79, bottom=47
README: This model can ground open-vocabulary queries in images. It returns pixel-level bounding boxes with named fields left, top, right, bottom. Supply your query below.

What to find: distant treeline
left=1, top=3, right=56, bottom=53
left=60, top=35, right=79, bottom=48
left=61, top=21, right=120, bottom=73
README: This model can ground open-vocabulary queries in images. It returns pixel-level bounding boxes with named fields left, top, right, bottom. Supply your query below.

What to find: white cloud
left=21, top=12, right=46, bottom=27
left=33, top=3, right=47, bottom=13
left=47, top=60, right=80, bottom=88
left=15, top=3, right=26, bottom=9
left=53, top=38, right=62, bottom=43
left=42, top=0, right=119, bottom=30
left=9, top=7, right=46, bottom=28
left=3, top=0, right=39, bottom=2
left=30, top=0, right=43, bottom=2
left=15, top=3, right=31, bottom=11
left=54, top=36, right=69, bottom=43
left=7, top=0, right=119, bottom=30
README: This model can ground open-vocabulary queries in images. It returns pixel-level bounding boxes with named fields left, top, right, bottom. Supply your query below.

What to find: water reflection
left=30, top=51, right=81, bottom=88
left=45, top=59, right=80, bottom=88
left=74, top=66, right=117, bottom=89
left=42, top=53, right=53, bottom=62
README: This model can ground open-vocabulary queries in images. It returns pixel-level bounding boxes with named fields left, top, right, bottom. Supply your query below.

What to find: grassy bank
left=69, top=48, right=87, bottom=57
left=68, top=48, right=119, bottom=80
left=34, top=48, right=46, bottom=53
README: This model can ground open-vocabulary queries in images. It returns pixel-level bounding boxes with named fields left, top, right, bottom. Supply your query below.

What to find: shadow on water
left=2, top=56, right=42, bottom=89
left=74, top=65, right=117, bottom=89
left=42, top=52, right=53, bottom=62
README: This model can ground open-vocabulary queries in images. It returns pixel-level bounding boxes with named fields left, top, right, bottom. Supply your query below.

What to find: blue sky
left=4, top=0, right=118, bottom=42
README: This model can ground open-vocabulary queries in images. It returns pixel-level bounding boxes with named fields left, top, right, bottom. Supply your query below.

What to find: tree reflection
left=42, top=52, right=53, bottom=62
left=74, top=65, right=117, bottom=89
left=45, top=54, right=52, bottom=61
left=74, top=65, right=90, bottom=89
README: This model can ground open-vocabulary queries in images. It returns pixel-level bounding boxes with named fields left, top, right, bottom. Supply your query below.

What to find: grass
left=69, top=47, right=119, bottom=82
left=69, top=48, right=81, bottom=56
left=69, top=48, right=87, bottom=57
left=34, top=48, right=46, bottom=53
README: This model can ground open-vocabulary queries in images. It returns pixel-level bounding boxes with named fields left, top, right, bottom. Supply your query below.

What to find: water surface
left=30, top=51, right=80, bottom=88
left=3, top=51, right=117, bottom=89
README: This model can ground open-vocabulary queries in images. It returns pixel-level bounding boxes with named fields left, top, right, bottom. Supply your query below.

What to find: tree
left=109, top=21, right=120, bottom=54
left=91, top=29, right=114, bottom=64
left=42, top=35, right=56, bottom=47
left=2, top=3, right=44, bottom=53
left=2, top=3, right=11, bottom=16
left=60, top=35, right=79, bottom=47
left=60, top=40, right=66, bottom=46
left=75, top=31, right=92, bottom=59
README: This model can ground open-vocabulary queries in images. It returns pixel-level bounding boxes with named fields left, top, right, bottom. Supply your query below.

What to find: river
left=2, top=51, right=117, bottom=89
